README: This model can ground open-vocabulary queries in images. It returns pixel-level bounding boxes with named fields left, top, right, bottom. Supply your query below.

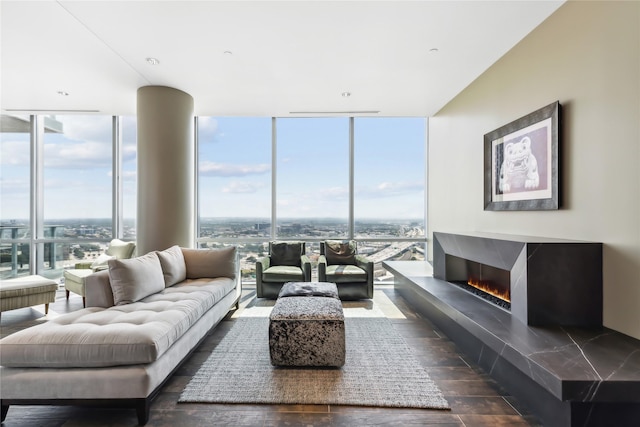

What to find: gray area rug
left=179, top=316, right=450, bottom=409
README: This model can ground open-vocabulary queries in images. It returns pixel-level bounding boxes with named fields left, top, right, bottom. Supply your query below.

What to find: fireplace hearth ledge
left=384, top=260, right=640, bottom=427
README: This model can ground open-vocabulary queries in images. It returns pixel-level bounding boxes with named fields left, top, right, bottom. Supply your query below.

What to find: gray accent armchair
left=318, top=240, right=374, bottom=300
left=256, top=241, right=311, bottom=298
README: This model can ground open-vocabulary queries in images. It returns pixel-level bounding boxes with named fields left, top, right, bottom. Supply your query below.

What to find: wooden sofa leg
left=66, top=290, right=70, bottom=300
left=45, top=303, right=49, bottom=314
left=1, top=402, right=9, bottom=422
left=136, top=398, right=150, bottom=426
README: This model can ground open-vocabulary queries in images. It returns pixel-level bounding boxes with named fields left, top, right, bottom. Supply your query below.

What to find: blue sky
left=198, top=116, right=426, bottom=219
left=1, top=115, right=425, bottom=221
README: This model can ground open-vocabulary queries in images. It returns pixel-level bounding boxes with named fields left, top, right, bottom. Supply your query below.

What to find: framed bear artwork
left=484, top=101, right=560, bottom=211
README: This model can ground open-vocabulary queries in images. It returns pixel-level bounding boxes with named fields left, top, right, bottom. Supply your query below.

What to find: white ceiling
left=1, top=1, right=564, bottom=117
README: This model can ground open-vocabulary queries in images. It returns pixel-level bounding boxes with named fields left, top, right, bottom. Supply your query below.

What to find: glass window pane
left=358, top=240, right=426, bottom=284
left=1, top=115, right=32, bottom=278
left=277, top=118, right=349, bottom=238
left=354, top=118, right=426, bottom=238
left=122, top=116, right=137, bottom=240
left=43, top=116, right=113, bottom=239
left=198, top=117, right=272, bottom=239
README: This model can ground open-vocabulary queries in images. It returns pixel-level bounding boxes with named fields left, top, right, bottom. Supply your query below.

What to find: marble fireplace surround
left=384, top=232, right=640, bottom=427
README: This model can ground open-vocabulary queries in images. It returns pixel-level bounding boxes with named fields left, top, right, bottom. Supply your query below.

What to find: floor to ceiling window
left=2, top=114, right=426, bottom=283
left=353, top=118, right=426, bottom=279
left=196, top=116, right=426, bottom=283
left=121, top=116, right=137, bottom=241
left=0, top=114, right=132, bottom=280
left=42, top=115, right=113, bottom=276
left=276, top=118, right=350, bottom=239
left=0, top=115, right=33, bottom=279
left=197, top=117, right=272, bottom=281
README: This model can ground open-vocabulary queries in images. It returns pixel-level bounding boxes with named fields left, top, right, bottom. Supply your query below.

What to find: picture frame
left=484, top=101, right=560, bottom=211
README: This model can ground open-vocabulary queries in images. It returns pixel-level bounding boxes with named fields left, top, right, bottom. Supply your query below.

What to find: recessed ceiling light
left=57, top=91, right=69, bottom=96
left=429, top=48, right=439, bottom=53
left=146, top=57, right=160, bottom=65
left=341, top=92, right=351, bottom=97
left=223, top=50, right=233, bottom=55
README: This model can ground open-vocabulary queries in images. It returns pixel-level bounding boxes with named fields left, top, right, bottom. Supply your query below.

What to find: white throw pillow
left=108, top=252, right=164, bottom=305
left=156, top=245, right=187, bottom=287
left=91, top=253, right=115, bottom=269
left=105, top=239, right=136, bottom=259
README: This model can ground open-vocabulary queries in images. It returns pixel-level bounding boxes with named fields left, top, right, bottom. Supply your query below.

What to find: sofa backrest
left=85, top=246, right=239, bottom=308
left=182, top=247, right=237, bottom=280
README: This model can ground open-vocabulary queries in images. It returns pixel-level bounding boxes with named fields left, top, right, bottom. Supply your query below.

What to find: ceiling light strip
left=5, top=109, right=101, bottom=113
left=289, top=111, right=380, bottom=114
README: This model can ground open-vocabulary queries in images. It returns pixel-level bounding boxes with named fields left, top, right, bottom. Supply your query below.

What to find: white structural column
left=137, top=86, right=195, bottom=255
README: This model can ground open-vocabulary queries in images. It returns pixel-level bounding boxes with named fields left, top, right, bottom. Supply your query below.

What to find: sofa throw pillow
left=325, top=240, right=356, bottom=265
left=108, top=252, right=165, bottom=305
left=182, top=247, right=237, bottom=280
left=105, top=239, right=136, bottom=259
left=156, top=245, right=187, bottom=287
left=270, top=242, right=302, bottom=266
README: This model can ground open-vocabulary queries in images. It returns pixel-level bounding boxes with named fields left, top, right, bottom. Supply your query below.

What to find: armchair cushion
left=325, top=264, right=368, bottom=283
left=105, top=239, right=136, bottom=259
left=270, top=242, right=303, bottom=266
left=263, top=266, right=305, bottom=283
left=324, top=240, right=356, bottom=265
left=107, top=252, right=164, bottom=305
left=156, top=245, right=187, bottom=287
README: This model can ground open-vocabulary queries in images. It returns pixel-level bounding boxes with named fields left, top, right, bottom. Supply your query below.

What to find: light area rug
left=179, top=316, right=450, bottom=409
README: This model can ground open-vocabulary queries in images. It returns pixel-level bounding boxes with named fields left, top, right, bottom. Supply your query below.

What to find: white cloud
left=197, top=117, right=219, bottom=142
left=43, top=141, right=112, bottom=168
left=222, top=181, right=266, bottom=194
left=358, top=181, right=424, bottom=198
left=1, top=140, right=30, bottom=165
left=200, top=161, right=270, bottom=177
left=59, top=116, right=112, bottom=144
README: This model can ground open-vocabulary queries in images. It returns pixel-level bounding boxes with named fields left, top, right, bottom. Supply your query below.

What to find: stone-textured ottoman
left=0, top=275, right=57, bottom=315
left=269, top=282, right=345, bottom=368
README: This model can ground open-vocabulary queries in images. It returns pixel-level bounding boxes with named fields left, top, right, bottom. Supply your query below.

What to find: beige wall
left=428, top=1, right=640, bottom=339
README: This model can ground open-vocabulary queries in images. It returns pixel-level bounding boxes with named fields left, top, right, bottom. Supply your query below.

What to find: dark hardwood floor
left=0, top=284, right=542, bottom=426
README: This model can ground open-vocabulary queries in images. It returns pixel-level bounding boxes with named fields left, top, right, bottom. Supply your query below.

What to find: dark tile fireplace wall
left=433, top=232, right=603, bottom=327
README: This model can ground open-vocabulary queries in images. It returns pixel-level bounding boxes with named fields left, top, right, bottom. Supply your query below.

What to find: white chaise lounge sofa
left=0, top=245, right=241, bottom=425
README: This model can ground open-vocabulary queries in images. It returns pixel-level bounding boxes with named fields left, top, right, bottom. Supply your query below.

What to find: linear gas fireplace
left=446, top=255, right=511, bottom=310
left=433, top=232, right=603, bottom=326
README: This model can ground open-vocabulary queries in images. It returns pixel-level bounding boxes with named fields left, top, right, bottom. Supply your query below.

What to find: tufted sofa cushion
left=0, top=277, right=236, bottom=368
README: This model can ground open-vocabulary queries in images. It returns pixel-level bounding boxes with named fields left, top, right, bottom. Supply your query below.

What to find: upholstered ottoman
left=0, top=275, right=57, bottom=315
left=269, top=282, right=345, bottom=368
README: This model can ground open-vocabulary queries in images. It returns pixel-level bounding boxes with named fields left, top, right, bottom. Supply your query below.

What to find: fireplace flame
left=468, top=278, right=511, bottom=303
